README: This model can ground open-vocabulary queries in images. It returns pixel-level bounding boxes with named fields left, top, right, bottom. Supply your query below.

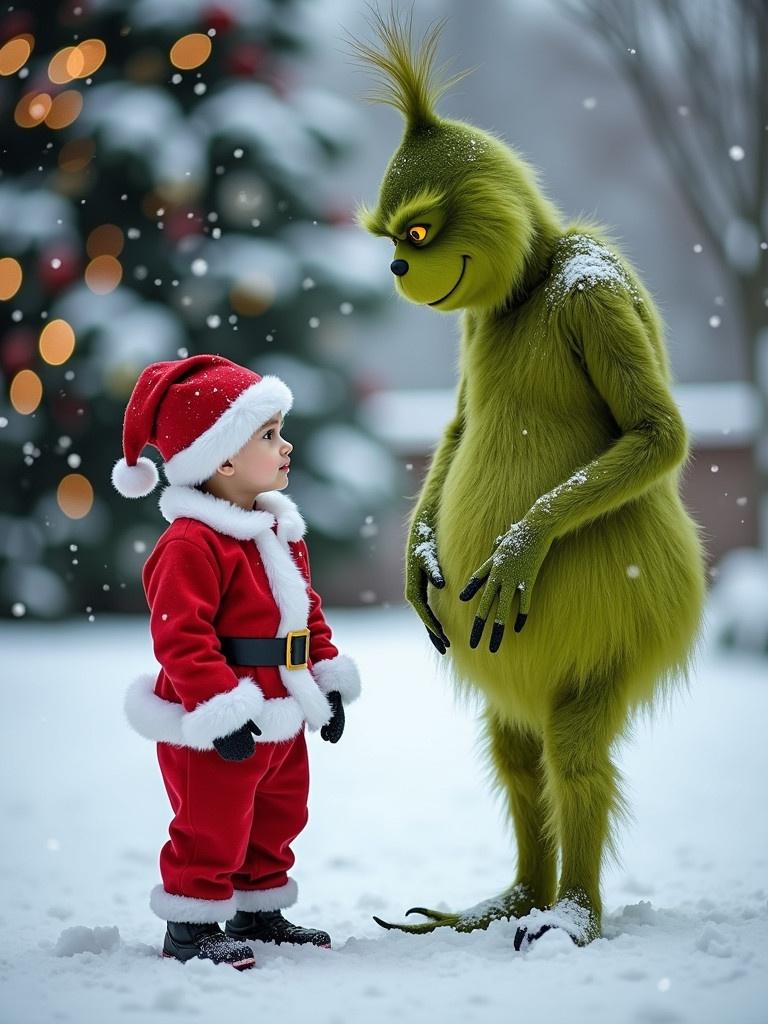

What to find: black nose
left=390, top=259, right=409, bottom=276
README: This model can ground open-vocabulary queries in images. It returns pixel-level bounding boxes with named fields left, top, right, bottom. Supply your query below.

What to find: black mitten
left=212, top=719, right=261, bottom=761
left=320, top=691, right=345, bottom=744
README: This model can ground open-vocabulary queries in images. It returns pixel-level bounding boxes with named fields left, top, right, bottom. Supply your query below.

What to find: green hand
left=459, top=516, right=552, bottom=652
left=406, top=506, right=450, bottom=654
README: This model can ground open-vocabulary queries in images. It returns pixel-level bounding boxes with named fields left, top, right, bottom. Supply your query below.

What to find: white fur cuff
left=311, top=654, right=361, bottom=704
left=150, top=885, right=237, bottom=923
left=181, top=678, right=266, bottom=750
left=233, top=878, right=298, bottom=912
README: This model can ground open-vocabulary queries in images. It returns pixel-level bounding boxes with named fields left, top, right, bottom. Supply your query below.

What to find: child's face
left=227, top=416, right=293, bottom=495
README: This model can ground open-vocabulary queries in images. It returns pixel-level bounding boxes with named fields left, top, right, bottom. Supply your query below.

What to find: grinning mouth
left=428, top=255, right=469, bottom=307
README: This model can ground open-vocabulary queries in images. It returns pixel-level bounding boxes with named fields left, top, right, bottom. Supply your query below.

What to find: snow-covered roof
left=361, top=382, right=761, bottom=453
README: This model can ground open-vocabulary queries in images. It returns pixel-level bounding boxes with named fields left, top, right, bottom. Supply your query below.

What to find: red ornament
left=1, top=327, right=37, bottom=376
left=203, top=4, right=236, bottom=34
left=324, top=205, right=355, bottom=226
left=165, top=208, right=205, bottom=243
left=37, top=243, right=80, bottom=292
left=226, top=43, right=267, bottom=78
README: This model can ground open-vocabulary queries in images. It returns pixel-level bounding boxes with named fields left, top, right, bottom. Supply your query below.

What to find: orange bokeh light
left=57, top=473, right=94, bottom=520
left=59, top=138, right=96, bottom=173
left=48, top=45, right=84, bottom=84
left=86, top=224, right=124, bottom=259
left=85, top=255, right=123, bottom=294
left=45, top=89, right=83, bottom=130
left=170, top=33, right=212, bottom=70
left=0, top=257, right=23, bottom=300
left=39, top=319, right=76, bottom=365
left=15, top=91, right=52, bottom=128
left=0, top=35, right=32, bottom=76
left=10, top=369, right=43, bottom=415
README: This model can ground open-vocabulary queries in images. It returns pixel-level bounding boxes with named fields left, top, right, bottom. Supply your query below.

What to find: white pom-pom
left=111, top=456, right=159, bottom=498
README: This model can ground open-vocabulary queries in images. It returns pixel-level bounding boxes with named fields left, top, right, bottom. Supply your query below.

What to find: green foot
left=373, top=883, right=539, bottom=935
left=513, top=888, right=601, bottom=949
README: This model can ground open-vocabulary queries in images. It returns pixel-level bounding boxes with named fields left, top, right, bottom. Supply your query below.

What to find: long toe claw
left=514, top=612, right=528, bottom=633
left=372, top=915, right=443, bottom=935
left=372, top=915, right=395, bottom=931
left=514, top=923, right=563, bottom=951
left=405, top=907, right=454, bottom=923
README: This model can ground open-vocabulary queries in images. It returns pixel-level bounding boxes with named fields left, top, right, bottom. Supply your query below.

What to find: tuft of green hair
left=346, top=4, right=471, bottom=130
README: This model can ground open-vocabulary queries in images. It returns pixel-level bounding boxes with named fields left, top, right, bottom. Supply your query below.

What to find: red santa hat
left=111, top=354, right=293, bottom=498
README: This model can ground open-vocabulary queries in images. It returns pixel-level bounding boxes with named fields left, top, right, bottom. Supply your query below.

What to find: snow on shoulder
left=545, top=233, right=642, bottom=309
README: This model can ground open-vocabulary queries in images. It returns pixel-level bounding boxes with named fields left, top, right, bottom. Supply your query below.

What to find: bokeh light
left=76, top=39, right=107, bottom=77
left=45, top=90, right=83, bottom=130
left=15, top=92, right=52, bottom=128
left=0, top=35, right=32, bottom=76
left=48, top=39, right=106, bottom=83
left=230, top=273, right=276, bottom=316
left=10, top=369, right=43, bottom=415
left=58, top=138, right=96, bottom=173
left=170, top=33, right=212, bottom=70
left=86, top=224, right=124, bottom=259
left=57, top=473, right=94, bottom=519
left=0, top=258, right=23, bottom=300
left=39, top=319, right=76, bottom=366
left=85, top=255, right=123, bottom=294
left=48, top=45, right=84, bottom=84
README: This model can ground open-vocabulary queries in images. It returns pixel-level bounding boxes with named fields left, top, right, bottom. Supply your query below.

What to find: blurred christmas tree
left=0, top=0, right=395, bottom=619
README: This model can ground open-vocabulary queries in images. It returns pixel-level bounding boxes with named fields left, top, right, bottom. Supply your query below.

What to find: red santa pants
left=156, top=731, right=309, bottom=903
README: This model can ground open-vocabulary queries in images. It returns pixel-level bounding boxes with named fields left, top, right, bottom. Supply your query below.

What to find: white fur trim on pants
left=311, top=654, right=362, bottom=704
left=233, top=878, right=298, bottom=912
left=150, top=884, right=237, bottom=923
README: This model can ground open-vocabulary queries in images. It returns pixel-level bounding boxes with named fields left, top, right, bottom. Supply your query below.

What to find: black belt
left=219, top=630, right=310, bottom=670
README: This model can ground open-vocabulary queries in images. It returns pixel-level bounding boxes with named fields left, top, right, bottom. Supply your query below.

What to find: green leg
left=487, top=714, right=557, bottom=913
left=374, top=714, right=556, bottom=935
left=536, top=680, right=626, bottom=944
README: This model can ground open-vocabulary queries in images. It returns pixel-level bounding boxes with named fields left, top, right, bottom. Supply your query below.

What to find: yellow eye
left=408, top=225, right=428, bottom=244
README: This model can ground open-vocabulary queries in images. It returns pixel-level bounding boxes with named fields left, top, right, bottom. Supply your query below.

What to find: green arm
left=406, top=373, right=466, bottom=652
left=461, top=287, right=688, bottom=652
left=526, top=288, right=687, bottom=540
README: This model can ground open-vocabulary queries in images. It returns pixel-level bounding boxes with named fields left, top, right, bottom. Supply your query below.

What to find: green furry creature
left=351, top=11, right=706, bottom=948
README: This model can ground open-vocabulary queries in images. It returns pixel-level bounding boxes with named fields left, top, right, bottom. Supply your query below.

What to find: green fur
left=355, top=12, right=706, bottom=943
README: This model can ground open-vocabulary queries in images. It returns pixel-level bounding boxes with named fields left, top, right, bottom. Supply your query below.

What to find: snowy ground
left=1, top=607, right=766, bottom=1024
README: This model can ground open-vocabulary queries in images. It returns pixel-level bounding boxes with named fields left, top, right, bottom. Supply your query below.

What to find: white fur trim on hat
left=111, top=455, right=159, bottom=498
left=233, top=879, right=298, bottom=912
left=163, top=376, right=293, bottom=487
left=150, top=885, right=237, bottom=923
left=124, top=674, right=307, bottom=748
left=311, top=654, right=362, bottom=704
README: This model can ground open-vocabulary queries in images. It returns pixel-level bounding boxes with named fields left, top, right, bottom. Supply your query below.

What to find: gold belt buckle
left=285, top=629, right=310, bottom=670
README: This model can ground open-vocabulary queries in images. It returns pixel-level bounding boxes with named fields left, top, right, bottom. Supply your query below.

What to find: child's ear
left=216, top=459, right=235, bottom=478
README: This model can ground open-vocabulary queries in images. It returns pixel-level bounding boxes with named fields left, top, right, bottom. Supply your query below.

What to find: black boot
left=225, top=910, right=331, bottom=948
left=163, top=921, right=256, bottom=970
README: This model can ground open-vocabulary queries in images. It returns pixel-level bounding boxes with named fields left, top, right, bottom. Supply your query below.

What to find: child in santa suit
left=112, top=354, right=361, bottom=970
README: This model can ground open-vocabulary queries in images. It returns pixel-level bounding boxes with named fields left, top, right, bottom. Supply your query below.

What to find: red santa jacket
left=124, top=485, right=361, bottom=749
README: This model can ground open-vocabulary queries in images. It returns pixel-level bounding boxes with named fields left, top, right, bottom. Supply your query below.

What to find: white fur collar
left=158, top=485, right=306, bottom=542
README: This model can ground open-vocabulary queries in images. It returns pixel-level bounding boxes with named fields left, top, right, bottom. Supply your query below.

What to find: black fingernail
left=489, top=622, right=504, bottom=653
left=431, top=575, right=445, bottom=589
left=426, top=629, right=446, bottom=654
left=469, top=616, right=485, bottom=648
left=460, top=578, right=480, bottom=602
left=514, top=612, right=528, bottom=633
